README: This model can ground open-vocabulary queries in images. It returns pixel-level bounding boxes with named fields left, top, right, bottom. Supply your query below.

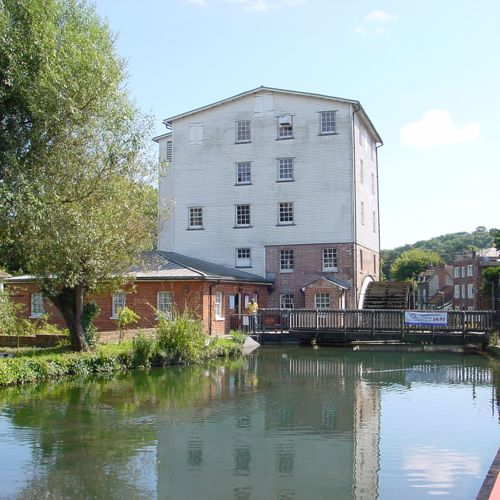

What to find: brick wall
left=265, top=242, right=356, bottom=308
left=5, top=279, right=269, bottom=337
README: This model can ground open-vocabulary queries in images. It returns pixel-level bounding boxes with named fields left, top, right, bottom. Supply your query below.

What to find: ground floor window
left=280, top=293, right=294, bottom=309
left=112, top=292, right=126, bottom=319
left=157, top=291, right=173, bottom=319
left=215, top=292, right=223, bottom=319
left=30, top=292, right=44, bottom=318
left=315, top=292, right=331, bottom=309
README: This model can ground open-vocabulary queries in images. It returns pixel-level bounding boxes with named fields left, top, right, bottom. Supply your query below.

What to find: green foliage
left=481, top=266, right=500, bottom=309
left=155, top=311, right=206, bottom=364
left=490, top=228, right=500, bottom=250
left=0, top=0, right=156, bottom=349
left=82, top=301, right=100, bottom=347
left=382, top=227, right=495, bottom=279
left=0, top=290, right=24, bottom=335
left=117, top=306, right=140, bottom=343
left=228, top=330, right=247, bottom=346
left=131, top=331, right=155, bottom=368
left=390, top=249, right=441, bottom=281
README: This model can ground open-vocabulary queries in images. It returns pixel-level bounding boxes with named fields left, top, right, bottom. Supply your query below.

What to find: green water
left=0, top=348, right=499, bottom=499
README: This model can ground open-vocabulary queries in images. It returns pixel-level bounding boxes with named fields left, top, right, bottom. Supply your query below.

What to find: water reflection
left=0, top=349, right=498, bottom=499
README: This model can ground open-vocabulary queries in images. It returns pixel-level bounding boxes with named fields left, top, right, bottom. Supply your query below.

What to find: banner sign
left=404, top=311, right=448, bottom=327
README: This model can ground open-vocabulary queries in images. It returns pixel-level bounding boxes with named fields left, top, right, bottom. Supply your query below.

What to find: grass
left=0, top=318, right=246, bottom=387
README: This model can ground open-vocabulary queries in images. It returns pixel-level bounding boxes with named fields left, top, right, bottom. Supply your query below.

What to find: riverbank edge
left=0, top=336, right=244, bottom=387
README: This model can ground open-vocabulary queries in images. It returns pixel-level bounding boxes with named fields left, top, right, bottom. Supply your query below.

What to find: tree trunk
left=50, top=286, right=89, bottom=352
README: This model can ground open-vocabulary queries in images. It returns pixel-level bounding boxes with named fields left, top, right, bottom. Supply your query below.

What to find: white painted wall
left=158, top=90, right=380, bottom=277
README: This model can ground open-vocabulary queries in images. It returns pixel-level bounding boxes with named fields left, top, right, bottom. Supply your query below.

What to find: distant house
left=416, top=263, right=453, bottom=310
left=154, top=86, right=383, bottom=310
left=5, top=251, right=271, bottom=335
left=452, top=248, right=500, bottom=310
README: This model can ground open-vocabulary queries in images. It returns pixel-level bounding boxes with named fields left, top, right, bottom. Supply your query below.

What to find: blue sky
left=93, top=0, right=499, bottom=249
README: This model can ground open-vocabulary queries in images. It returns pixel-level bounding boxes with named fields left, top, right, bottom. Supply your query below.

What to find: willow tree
left=390, top=249, right=441, bottom=281
left=0, top=0, right=156, bottom=350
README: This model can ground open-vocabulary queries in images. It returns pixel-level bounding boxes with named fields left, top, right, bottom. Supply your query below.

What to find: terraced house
left=155, top=86, right=382, bottom=312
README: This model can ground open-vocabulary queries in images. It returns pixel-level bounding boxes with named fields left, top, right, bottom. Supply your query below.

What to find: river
left=0, top=347, right=498, bottom=499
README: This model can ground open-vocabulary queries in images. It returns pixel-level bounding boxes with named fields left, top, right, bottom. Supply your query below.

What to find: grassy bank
left=0, top=315, right=246, bottom=387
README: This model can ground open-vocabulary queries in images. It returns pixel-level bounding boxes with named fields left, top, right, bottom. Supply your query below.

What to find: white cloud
left=182, top=0, right=306, bottom=11
left=365, top=10, right=396, bottom=23
left=400, top=110, right=480, bottom=148
left=356, top=9, right=396, bottom=35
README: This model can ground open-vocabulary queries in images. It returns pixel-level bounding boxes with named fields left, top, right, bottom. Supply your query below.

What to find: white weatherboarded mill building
left=155, top=87, right=382, bottom=310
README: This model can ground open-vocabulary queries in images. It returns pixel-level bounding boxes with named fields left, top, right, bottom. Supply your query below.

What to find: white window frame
left=468, top=284, right=474, bottom=299
left=235, top=161, right=251, bottom=185
left=461, top=284, right=465, bottom=298
left=322, top=248, right=338, bottom=272
left=280, top=293, right=294, bottom=309
left=112, top=292, right=126, bottom=319
left=30, top=292, right=44, bottom=318
left=188, top=123, right=204, bottom=145
left=371, top=173, right=375, bottom=195
left=215, top=292, right=223, bottom=320
left=360, top=202, right=365, bottom=225
left=235, top=120, right=251, bottom=143
left=166, top=141, right=173, bottom=164
left=279, top=249, right=294, bottom=273
left=454, top=285, right=460, bottom=299
left=236, top=248, right=251, bottom=268
left=360, top=159, right=364, bottom=184
left=461, top=266, right=465, bottom=278
left=315, top=292, right=331, bottom=309
left=277, top=158, right=294, bottom=182
left=319, top=110, right=336, bottom=135
left=188, top=207, right=203, bottom=229
left=278, top=202, right=294, bottom=225
left=277, top=115, right=293, bottom=139
left=467, top=264, right=474, bottom=277
left=157, top=291, right=173, bottom=320
left=372, top=211, right=376, bottom=233
left=235, top=204, right=251, bottom=227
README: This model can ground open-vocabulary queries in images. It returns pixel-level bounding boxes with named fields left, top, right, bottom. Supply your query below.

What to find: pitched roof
left=5, top=252, right=274, bottom=285
left=131, top=251, right=274, bottom=283
left=0, top=271, right=11, bottom=279
left=160, top=86, right=383, bottom=144
left=301, top=275, right=352, bottom=291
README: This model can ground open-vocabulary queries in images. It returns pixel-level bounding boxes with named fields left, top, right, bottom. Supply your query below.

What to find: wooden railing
left=230, top=309, right=494, bottom=336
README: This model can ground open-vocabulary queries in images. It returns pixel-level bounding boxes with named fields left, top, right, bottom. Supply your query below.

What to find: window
left=360, top=202, right=365, bottom=225
left=467, top=264, right=474, bottom=277
left=461, top=266, right=465, bottom=278
left=277, top=115, right=293, bottom=139
left=157, top=291, right=173, bottom=319
left=360, top=159, right=364, bottom=184
left=236, top=120, right=251, bottom=143
left=236, top=162, right=251, bottom=185
left=322, top=248, right=338, bottom=271
left=215, top=292, right=223, bottom=319
left=453, top=267, right=460, bottom=278
left=235, top=204, right=251, bottom=227
left=166, top=141, right=173, bottom=163
left=371, top=173, right=375, bottom=194
left=188, top=207, right=203, bottom=229
left=468, top=284, right=474, bottom=298
left=112, top=292, right=126, bottom=319
left=360, top=249, right=364, bottom=271
left=236, top=248, right=251, bottom=267
left=278, top=202, right=294, bottom=225
left=277, top=158, right=294, bottom=181
left=319, top=111, right=336, bottom=134
left=30, top=292, right=44, bottom=318
left=454, top=285, right=460, bottom=299
left=372, top=211, right=376, bottom=233
left=188, top=123, right=204, bottom=145
left=280, top=294, right=294, bottom=309
left=315, top=293, right=330, bottom=309
left=280, top=249, right=294, bottom=272
left=461, top=284, right=465, bottom=298
left=373, top=254, right=377, bottom=274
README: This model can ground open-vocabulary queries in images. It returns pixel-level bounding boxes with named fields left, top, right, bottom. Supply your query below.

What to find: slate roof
left=301, top=275, right=352, bottom=291
left=5, top=251, right=274, bottom=285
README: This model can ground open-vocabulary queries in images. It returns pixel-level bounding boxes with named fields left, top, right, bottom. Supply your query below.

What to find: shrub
left=155, top=311, right=205, bottom=364
left=82, top=301, right=101, bottom=347
left=0, top=290, right=24, bottom=336
left=132, top=331, right=156, bottom=368
left=117, top=306, right=140, bottom=343
left=228, top=330, right=246, bottom=346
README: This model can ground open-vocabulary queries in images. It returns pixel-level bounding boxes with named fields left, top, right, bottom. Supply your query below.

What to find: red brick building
left=5, top=251, right=272, bottom=336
